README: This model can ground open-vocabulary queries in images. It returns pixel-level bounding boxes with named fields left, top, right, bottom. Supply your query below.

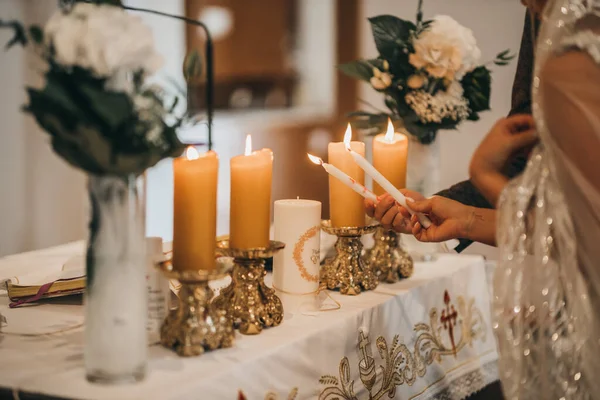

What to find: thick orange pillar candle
left=173, top=147, right=219, bottom=271
left=230, top=135, right=273, bottom=249
left=372, top=119, right=408, bottom=196
left=328, top=124, right=366, bottom=227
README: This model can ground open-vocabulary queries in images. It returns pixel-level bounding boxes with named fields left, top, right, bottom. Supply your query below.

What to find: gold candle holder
left=212, top=240, right=285, bottom=335
left=363, top=226, right=414, bottom=283
left=158, top=262, right=234, bottom=357
left=321, top=220, right=379, bottom=295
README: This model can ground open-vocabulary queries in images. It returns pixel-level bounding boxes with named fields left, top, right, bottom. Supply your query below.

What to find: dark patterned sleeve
left=435, top=11, right=538, bottom=253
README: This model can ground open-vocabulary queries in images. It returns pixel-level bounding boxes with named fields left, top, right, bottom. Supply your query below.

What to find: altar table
left=0, top=243, right=499, bottom=400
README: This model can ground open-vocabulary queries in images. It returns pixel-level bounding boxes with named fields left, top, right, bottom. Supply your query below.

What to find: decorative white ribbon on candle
left=307, top=154, right=378, bottom=202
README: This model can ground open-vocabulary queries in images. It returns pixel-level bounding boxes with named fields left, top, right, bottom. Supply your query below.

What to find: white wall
left=0, top=0, right=86, bottom=257
left=123, top=0, right=186, bottom=243
left=0, top=0, right=188, bottom=256
left=139, top=0, right=340, bottom=241
left=359, top=0, right=526, bottom=259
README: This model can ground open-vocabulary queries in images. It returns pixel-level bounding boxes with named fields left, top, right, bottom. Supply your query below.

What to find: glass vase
left=406, top=135, right=441, bottom=197
left=85, top=174, right=147, bottom=384
left=405, top=134, right=443, bottom=261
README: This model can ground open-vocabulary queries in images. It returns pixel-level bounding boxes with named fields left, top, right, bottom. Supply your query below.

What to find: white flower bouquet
left=340, top=5, right=513, bottom=144
left=0, top=1, right=195, bottom=176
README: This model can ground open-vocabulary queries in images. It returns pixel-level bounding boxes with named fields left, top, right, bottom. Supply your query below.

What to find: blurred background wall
left=0, top=1, right=86, bottom=257
left=0, top=0, right=525, bottom=258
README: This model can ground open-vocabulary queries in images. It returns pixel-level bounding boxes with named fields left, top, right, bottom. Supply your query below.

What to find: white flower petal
left=43, top=3, right=162, bottom=79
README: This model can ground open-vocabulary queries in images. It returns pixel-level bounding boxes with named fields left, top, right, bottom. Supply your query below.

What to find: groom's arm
left=436, top=11, right=538, bottom=253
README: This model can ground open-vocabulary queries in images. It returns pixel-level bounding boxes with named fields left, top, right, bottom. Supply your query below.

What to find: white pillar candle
left=273, top=199, right=321, bottom=314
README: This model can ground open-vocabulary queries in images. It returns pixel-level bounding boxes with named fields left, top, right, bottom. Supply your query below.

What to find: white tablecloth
left=0, top=243, right=498, bottom=400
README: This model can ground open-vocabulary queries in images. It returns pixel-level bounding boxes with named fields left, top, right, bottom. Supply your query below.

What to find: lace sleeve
left=559, top=30, right=600, bottom=62
left=541, top=24, right=600, bottom=192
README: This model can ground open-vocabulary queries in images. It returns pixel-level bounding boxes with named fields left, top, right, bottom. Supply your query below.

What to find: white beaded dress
left=494, top=0, right=600, bottom=399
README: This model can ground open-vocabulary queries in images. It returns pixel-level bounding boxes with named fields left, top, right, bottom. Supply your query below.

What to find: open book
left=5, top=255, right=85, bottom=303
left=3, top=242, right=176, bottom=306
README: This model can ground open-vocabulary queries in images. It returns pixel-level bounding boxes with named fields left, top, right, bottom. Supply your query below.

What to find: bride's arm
left=541, top=24, right=600, bottom=191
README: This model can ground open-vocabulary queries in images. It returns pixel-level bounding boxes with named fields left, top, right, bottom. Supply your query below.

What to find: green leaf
left=368, top=15, right=416, bottom=59
left=494, top=60, right=510, bottom=66
left=496, top=49, right=510, bottom=59
left=183, top=50, right=203, bottom=83
left=78, top=83, right=133, bottom=131
left=417, top=19, right=434, bottom=35
left=28, top=26, right=43, bottom=44
left=467, top=113, right=480, bottom=122
left=28, top=78, right=82, bottom=122
left=0, top=20, right=28, bottom=49
left=348, top=111, right=380, bottom=118
left=403, top=118, right=437, bottom=144
left=338, top=60, right=374, bottom=82
left=384, top=95, right=398, bottom=113
left=169, top=96, right=180, bottom=114
left=462, top=66, right=491, bottom=113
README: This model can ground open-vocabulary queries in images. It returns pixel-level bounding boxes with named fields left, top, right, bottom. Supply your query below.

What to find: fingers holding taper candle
left=308, top=154, right=377, bottom=202
left=342, top=125, right=432, bottom=230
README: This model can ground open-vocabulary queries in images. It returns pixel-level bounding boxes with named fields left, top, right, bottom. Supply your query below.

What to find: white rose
left=431, top=16, right=481, bottom=78
left=47, top=16, right=86, bottom=67
left=410, top=15, right=481, bottom=81
left=44, top=4, right=163, bottom=80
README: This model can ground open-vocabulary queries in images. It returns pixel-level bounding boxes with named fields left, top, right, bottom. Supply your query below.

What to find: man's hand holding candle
left=365, top=190, right=424, bottom=234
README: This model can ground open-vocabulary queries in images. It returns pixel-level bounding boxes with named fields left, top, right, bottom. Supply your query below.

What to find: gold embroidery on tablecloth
left=293, top=225, right=320, bottom=283
left=265, top=387, right=298, bottom=400
left=318, top=291, right=487, bottom=400
left=238, top=388, right=298, bottom=400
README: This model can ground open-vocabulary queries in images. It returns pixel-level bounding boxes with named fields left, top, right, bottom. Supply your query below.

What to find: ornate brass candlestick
left=212, top=240, right=285, bottom=335
left=363, top=227, right=414, bottom=283
left=158, top=262, right=234, bottom=357
left=321, top=220, right=379, bottom=295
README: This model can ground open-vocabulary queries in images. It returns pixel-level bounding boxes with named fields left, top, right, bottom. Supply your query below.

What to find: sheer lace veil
left=494, top=1, right=600, bottom=399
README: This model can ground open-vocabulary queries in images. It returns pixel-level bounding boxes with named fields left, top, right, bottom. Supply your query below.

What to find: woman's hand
left=408, top=197, right=498, bottom=246
left=365, top=190, right=424, bottom=233
left=470, top=114, right=537, bottom=178
left=469, top=114, right=538, bottom=206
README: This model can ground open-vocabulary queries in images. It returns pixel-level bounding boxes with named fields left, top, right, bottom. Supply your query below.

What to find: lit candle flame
left=244, top=134, right=252, bottom=156
left=307, top=153, right=323, bottom=165
left=385, top=118, right=395, bottom=143
left=343, top=123, right=352, bottom=151
left=185, top=146, right=200, bottom=160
